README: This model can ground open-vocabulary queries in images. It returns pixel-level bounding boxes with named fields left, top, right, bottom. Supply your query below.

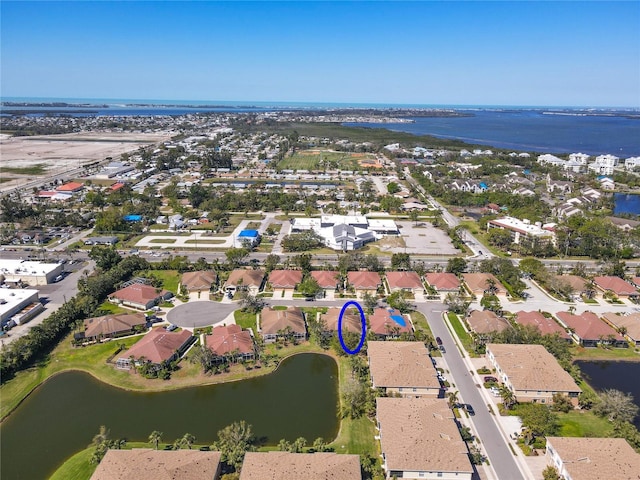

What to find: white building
left=487, top=217, right=556, bottom=246
left=0, top=260, right=63, bottom=286
left=0, top=288, right=42, bottom=328
left=624, top=156, right=640, bottom=170
left=588, top=154, right=619, bottom=175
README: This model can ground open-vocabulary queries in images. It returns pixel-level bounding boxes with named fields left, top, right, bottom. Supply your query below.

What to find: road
left=418, top=302, right=527, bottom=480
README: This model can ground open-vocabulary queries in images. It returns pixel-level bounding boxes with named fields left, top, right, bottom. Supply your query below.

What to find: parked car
left=484, top=376, right=498, bottom=383
left=54, top=274, right=64, bottom=283
left=438, top=345, right=446, bottom=353
left=436, top=336, right=443, bottom=346
left=464, top=404, right=475, bottom=416
left=165, top=324, right=178, bottom=332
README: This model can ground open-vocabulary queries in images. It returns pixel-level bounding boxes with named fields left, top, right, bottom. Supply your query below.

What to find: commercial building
left=0, top=288, right=42, bottom=328
left=487, top=217, right=556, bottom=247
left=0, top=259, right=63, bottom=286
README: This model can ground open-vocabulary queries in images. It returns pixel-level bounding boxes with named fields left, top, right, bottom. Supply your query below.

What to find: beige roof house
left=224, top=269, right=265, bottom=294
left=552, top=274, right=589, bottom=294
left=116, top=328, right=193, bottom=369
left=466, top=310, right=510, bottom=335
left=600, top=312, right=640, bottom=346
left=321, top=307, right=362, bottom=334
left=268, top=270, right=303, bottom=289
left=486, top=344, right=581, bottom=405
left=367, top=341, right=440, bottom=396
left=239, top=452, right=361, bottom=480
left=555, top=311, right=626, bottom=347
left=108, top=283, right=172, bottom=310
left=90, top=449, right=221, bottom=480
left=347, top=271, right=381, bottom=290
left=259, top=307, right=306, bottom=342
left=546, top=437, right=640, bottom=480
left=83, top=312, right=147, bottom=341
left=181, top=270, right=217, bottom=293
left=425, top=272, right=461, bottom=292
left=376, top=397, right=473, bottom=479
left=385, top=271, right=423, bottom=293
left=462, top=273, right=506, bottom=296
left=310, top=270, right=340, bottom=289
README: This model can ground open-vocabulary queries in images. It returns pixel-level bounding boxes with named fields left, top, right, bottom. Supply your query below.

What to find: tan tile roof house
left=180, top=270, right=218, bottom=293
left=555, top=311, right=627, bottom=347
left=239, top=452, right=362, bottom=480
left=259, top=307, right=306, bottom=343
left=486, top=344, right=581, bottom=405
left=385, top=271, right=423, bottom=293
left=321, top=307, right=363, bottom=334
left=116, top=327, right=193, bottom=369
left=593, top=275, right=638, bottom=297
left=108, top=284, right=173, bottom=310
left=553, top=274, right=589, bottom=294
left=600, top=312, right=640, bottom=346
left=514, top=311, right=570, bottom=340
left=462, top=273, right=506, bottom=296
left=376, top=397, right=473, bottom=479
left=546, top=437, right=640, bottom=480
left=466, top=310, right=511, bottom=335
left=347, top=271, right=382, bottom=290
left=310, top=270, right=340, bottom=289
left=205, top=324, right=254, bottom=361
left=268, top=269, right=303, bottom=289
left=424, top=272, right=461, bottom=292
left=368, top=308, right=412, bottom=337
left=367, top=341, right=440, bottom=396
left=90, top=448, right=221, bottom=480
left=83, top=312, right=147, bottom=341
left=224, top=269, right=265, bottom=294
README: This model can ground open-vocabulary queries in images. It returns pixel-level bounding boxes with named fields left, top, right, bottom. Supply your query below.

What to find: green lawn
left=277, top=151, right=363, bottom=171
left=571, top=345, right=640, bottom=361
left=0, top=163, right=48, bottom=175
left=48, top=446, right=96, bottom=480
left=148, top=238, right=177, bottom=244
left=144, top=269, right=181, bottom=293
left=95, top=301, right=132, bottom=315
left=557, top=410, right=614, bottom=437
left=410, top=311, right=434, bottom=339
left=446, top=312, right=476, bottom=355
left=235, top=310, right=257, bottom=331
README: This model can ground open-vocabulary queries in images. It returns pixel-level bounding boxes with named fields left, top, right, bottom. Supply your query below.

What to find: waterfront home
left=485, top=344, right=581, bottom=406
left=180, top=270, right=218, bottom=295
left=108, top=283, right=173, bottom=311
left=258, top=307, right=306, bottom=343
left=546, top=437, right=640, bottom=480
left=592, top=275, right=638, bottom=300
left=204, top=324, right=255, bottom=363
left=268, top=269, right=303, bottom=297
left=81, top=312, right=147, bottom=342
left=554, top=311, right=627, bottom=347
left=385, top=271, right=424, bottom=296
left=376, top=397, right=473, bottom=480
left=462, top=273, right=506, bottom=297
left=347, top=271, right=382, bottom=298
left=368, top=308, right=412, bottom=338
left=90, top=449, right=221, bottom=480
left=514, top=311, right=571, bottom=341
left=240, top=452, right=361, bottom=480
left=320, top=307, right=362, bottom=334
left=367, top=341, right=441, bottom=397
left=600, top=312, right=640, bottom=346
left=224, top=269, right=265, bottom=296
left=116, top=327, right=194, bottom=370
left=466, top=310, right=510, bottom=336
left=310, top=270, right=340, bottom=293
left=424, top=272, right=461, bottom=295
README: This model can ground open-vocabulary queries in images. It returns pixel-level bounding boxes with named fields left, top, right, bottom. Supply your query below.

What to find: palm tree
left=181, top=433, right=196, bottom=449
left=149, top=430, right=163, bottom=450
left=447, top=390, right=459, bottom=408
left=499, top=385, right=517, bottom=410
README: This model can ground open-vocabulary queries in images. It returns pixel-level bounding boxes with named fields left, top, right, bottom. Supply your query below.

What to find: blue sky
left=1, top=1, right=639, bottom=107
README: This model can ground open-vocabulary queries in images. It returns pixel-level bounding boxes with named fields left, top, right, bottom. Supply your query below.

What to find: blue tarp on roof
left=123, top=214, right=142, bottom=222
left=238, top=229, right=259, bottom=237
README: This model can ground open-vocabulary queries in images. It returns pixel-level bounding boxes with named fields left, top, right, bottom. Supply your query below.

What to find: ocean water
left=613, top=193, right=640, bottom=216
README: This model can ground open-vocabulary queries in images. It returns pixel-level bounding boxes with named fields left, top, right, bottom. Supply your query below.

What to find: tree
left=518, top=403, right=558, bottom=437
left=499, top=385, right=517, bottom=410
left=487, top=228, right=513, bottom=248
left=542, top=466, right=561, bottom=480
left=446, top=257, right=467, bottom=275
left=239, top=293, right=267, bottom=314
left=291, top=253, right=312, bottom=272
left=361, top=292, right=378, bottom=314
left=264, top=254, right=280, bottom=273
left=148, top=430, right=163, bottom=450
left=179, top=433, right=196, bottom=449
left=312, top=437, right=330, bottom=453
left=340, top=378, right=369, bottom=419
left=89, top=246, right=122, bottom=271
left=444, top=292, right=470, bottom=315
left=213, top=421, right=256, bottom=471
left=593, top=389, right=639, bottom=423
left=551, top=393, right=573, bottom=413
left=225, top=247, right=249, bottom=268
left=290, top=437, right=306, bottom=453
left=189, top=344, right=216, bottom=373
left=519, top=257, right=546, bottom=278
left=297, top=276, right=322, bottom=299
left=387, top=182, right=401, bottom=194
left=390, top=253, right=411, bottom=271
left=387, top=291, right=413, bottom=313
left=447, top=390, right=459, bottom=408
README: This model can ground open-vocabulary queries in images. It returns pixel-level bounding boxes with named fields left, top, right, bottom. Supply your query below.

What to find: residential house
left=512, top=187, right=536, bottom=196
left=624, top=156, right=640, bottom=170
left=82, top=312, right=147, bottom=342
left=486, top=344, right=581, bottom=406
left=239, top=452, right=361, bottom=480
left=116, top=328, right=194, bottom=370
left=204, top=324, right=255, bottom=363
left=84, top=236, right=119, bottom=246
left=108, top=283, right=173, bottom=311
left=385, top=271, right=424, bottom=296
left=554, top=311, right=627, bottom=347
left=592, top=276, right=638, bottom=300
left=546, top=437, right=640, bottom=480
left=376, top=397, right=474, bottom=480
left=320, top=307, right=362, bottom=334
left=546, top=175, right=573, bottom=194
left=514, top=311, right=570, bottom=341
left=551, top=275, right=590, bottom=298
left=259, top=307, right=306, bottom=343
left=466, top=310, right=511, bottom=336
left=224, top=269, right=265, bottom=296
left=310, top=270, right=340, bottom=294
left=268, top=270, right=303, bottom=297
left=90, top=449, right=221, bottom=480
left=424, top=272, right=461, bottom=295
left=347, top=271, right=382, bottom=298
left=180, top=270, right=218, bottom=295
left=368, top=308, right=412, bottom=338
left=462, top=273, right=506, bottom=297
left=367, top=341, right=441, bottom=397
left=236, top=229, right=261, bottom=247
left=600, top=312, right=640, bottom=346
left=608, top=216, right=640, bottom=231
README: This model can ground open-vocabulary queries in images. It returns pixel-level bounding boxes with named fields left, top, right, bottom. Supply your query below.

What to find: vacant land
left=277, top=149, right=376, bottom=171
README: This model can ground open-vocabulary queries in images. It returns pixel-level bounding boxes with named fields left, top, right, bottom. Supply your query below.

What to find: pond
left=613, top=193, right=640, bottom=216
left=0, top=353, right=339, bottom=480
left=575, top=360, right=640, bottom=428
